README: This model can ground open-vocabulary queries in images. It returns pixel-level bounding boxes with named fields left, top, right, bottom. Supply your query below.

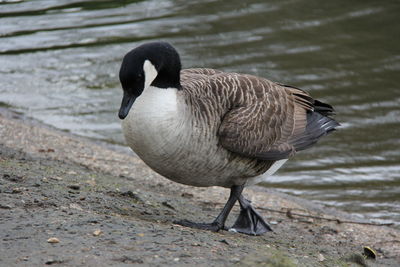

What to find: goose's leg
left=229, top=195, right=273, bottom=235
left=174, top=185, right=244, bottom=232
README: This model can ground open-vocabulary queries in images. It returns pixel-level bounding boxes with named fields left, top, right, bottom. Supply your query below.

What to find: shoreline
left=1, top=108, right=399, bottom=266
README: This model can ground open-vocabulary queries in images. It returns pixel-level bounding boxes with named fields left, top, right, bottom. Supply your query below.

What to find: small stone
left=220, top=239, right=230, bottom=245
left=41, top=177, right=49, bottom=183
left=137, top=233, right=145, bottom=237
left=120, top=190, right=141, bottom=202
left=286, top=209, right=294, bottom=219
left=81, top=247, right=91, bottom=252
left=162, top=201, right=175, bottom=210
left=69, top=203, right=83, bottom=210
left=45, top=258, right=63, bottom=265
left=12, top=187, right=22, bottom=194
left=318, top=253, right=325, bottom=262
left=68, top=184, right=80, bottom=190
left=0, top=204, right=12, bottom=209
left=38, top=148, right=55, bottom=153
left=173, top=258, right=180, bottom=262
left=93, top=229, right=102, bottom=236
left=181, top=192, right=193, bottom=198
left=47, top=237, right=60, bottom=243
left=86, top=179, right=96, bottom=186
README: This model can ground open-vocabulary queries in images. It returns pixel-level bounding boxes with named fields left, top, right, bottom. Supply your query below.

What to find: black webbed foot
left=173, top=185, right=245, bottom=233
left=229, top=197, right=272, bottom=235
left=174, top=219, right=222, bottom=232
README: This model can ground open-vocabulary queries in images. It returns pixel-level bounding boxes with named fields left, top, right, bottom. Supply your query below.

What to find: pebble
left=47, top=237, right=60, bottom=243
left=219, top=239, right=230, bottom=245
left=318, top=253, right=325, bottom=262
left=38, top=148, right=55, bottom=153
left=161, top=201, right=175, bottom=210
left=68, top=184, right=80, bottom=190
left=69, top=203, right=83, bottom=211
left=45, top=258, right=63, bottom=265
left=0, top=204, right=12, bottom=209
left=12, top=187, right=23, bottom=194
left=181, top=192, right=193, bottom=198
left=303, top=218, right=314, bottom=224
left=93, top=229, right=102, bottom=236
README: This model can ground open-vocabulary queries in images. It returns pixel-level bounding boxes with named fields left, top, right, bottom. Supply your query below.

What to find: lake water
left=1, top=0, right=399, bottom=227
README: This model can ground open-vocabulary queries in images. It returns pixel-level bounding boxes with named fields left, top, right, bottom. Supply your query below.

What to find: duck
left=118, top=41, right=339, bottom=235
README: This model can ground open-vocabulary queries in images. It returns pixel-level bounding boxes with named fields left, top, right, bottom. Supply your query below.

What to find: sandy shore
left=1, top=108, right=399, bottom=266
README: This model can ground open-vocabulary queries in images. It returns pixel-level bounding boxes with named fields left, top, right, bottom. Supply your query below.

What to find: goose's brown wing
left=218, top=78, right=338, bottom=161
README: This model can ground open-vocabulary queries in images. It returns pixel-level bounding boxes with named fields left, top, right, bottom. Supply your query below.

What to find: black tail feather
left=292, top=111, right=339, bottom=152
left=278, top=83, right=339, bottom=152
left=314, top=99, right=336, bottom=116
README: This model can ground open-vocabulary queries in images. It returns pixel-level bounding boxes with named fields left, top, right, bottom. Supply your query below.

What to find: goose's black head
left=118, top=41, right=182, bottom=119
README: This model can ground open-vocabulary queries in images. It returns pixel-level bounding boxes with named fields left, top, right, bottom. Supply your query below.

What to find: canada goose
left=118, top=41, right=339, bottom=235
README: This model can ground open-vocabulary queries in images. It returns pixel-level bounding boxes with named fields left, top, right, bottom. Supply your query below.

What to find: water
left=1, top=0, right=399, bottom=227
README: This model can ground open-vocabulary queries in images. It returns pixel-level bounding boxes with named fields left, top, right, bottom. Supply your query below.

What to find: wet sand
left=1, top=109, right=399, bottom=266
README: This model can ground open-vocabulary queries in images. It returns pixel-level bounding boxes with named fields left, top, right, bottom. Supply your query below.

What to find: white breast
left=122, top=86, right=216, bottom=185
left=122, top=86, right=182, bottom=161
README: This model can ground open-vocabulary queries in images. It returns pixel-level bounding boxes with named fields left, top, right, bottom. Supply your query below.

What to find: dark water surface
left=1, top=0, right=399, bottom=226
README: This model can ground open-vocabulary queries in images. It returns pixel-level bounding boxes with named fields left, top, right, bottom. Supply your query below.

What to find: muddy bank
left=0, top=109, right=399, bottom=266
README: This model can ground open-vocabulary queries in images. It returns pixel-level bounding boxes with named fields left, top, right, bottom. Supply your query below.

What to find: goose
left=118, top=41, right=339, bottom=235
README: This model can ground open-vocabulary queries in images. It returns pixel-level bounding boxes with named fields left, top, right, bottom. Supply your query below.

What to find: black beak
left=118, top=92, right=136, bottom=120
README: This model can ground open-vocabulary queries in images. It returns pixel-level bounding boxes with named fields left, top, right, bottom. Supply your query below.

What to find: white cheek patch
left=143, top=60, right=158, bottom=90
